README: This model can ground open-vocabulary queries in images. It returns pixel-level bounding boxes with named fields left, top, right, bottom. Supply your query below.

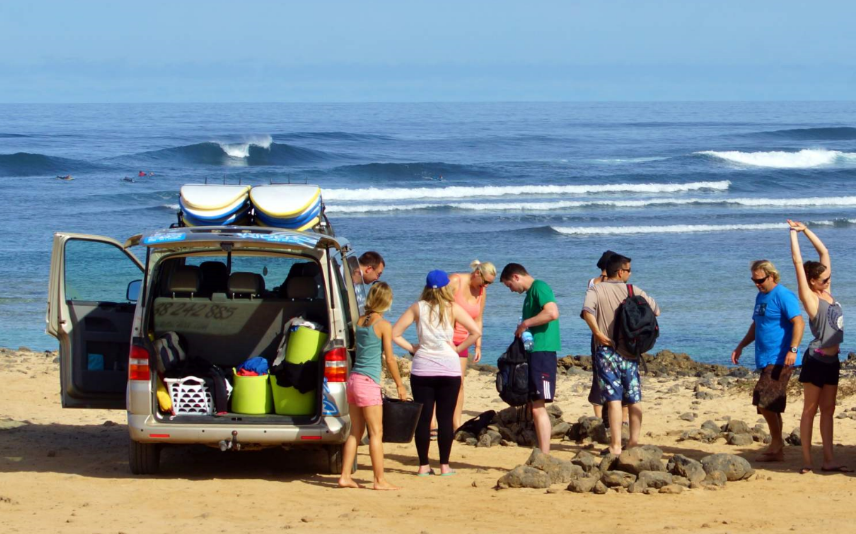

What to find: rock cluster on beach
left=496, top=447, right=755, bottom=494
left=678, top=419, right=771, bottom=446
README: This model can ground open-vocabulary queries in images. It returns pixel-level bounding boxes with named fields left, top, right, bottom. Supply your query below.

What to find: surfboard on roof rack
left=249, top=184, right=323, bottom=230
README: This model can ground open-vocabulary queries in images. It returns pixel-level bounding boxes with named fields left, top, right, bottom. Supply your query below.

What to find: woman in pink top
left=449, top=260, right=496, bottom=430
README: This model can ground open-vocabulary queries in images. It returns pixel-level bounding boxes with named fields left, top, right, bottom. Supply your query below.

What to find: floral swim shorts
left=594, top=346, right=642, bottom=405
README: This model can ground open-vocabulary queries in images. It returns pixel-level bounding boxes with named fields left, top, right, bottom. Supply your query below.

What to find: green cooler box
left=270, top=326, right=328, bottom=415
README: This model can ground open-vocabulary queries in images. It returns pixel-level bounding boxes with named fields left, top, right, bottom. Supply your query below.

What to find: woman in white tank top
left=393, top=270, right=481, bottom=476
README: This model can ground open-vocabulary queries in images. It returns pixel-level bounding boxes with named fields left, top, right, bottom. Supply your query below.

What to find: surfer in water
left=56, top=175, right=73, bottom=181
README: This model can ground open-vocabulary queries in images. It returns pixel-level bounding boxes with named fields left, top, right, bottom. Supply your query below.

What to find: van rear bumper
left=128, top=414, right=351, bottom=445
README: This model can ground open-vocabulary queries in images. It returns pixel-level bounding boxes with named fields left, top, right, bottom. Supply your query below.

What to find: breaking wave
left=698, top=149, right=856, bottom=168
left=323, top=181, right=731, bottom=202
left=550, top=219, right=856, bottom=236
left=325, top=195, right=856, bottom=214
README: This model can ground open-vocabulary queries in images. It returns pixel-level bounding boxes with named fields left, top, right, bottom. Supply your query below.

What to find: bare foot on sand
left=372, top=480, right=401, bottom=490
left=337, top=477, right=363, bottom=489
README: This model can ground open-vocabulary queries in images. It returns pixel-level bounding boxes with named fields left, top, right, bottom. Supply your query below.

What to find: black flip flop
left=820, top=465, right=851, bottom=473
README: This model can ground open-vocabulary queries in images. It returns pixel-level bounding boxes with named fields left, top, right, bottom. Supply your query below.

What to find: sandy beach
left=3, top=346, right=856, bottom=533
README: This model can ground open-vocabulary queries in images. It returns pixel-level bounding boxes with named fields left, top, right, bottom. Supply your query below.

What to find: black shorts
left=529, top=351, right=557, bottom=403
left=799, top=354, right=840, bottom=388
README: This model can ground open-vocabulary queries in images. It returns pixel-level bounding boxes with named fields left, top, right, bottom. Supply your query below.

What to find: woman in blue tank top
left=338, top=282, right=408, bottom=490
left=789, top=219, right=847, bottom=473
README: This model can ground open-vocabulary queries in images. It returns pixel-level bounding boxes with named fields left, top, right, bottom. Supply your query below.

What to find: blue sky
left=1, top=1, right=854, bottom=102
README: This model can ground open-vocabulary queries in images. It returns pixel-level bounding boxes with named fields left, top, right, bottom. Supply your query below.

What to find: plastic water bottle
left=520, top=317, right=534, bottom=352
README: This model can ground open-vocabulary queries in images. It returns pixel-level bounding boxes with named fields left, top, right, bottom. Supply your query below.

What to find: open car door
left=46, top=233, right=143, bottom=408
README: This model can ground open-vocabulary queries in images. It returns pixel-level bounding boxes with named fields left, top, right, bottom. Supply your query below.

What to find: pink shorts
left=346, top=373, right=382, bottom=407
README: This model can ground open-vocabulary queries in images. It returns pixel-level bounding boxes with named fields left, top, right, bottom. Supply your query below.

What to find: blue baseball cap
left=426, top=269, right=450, bottom=289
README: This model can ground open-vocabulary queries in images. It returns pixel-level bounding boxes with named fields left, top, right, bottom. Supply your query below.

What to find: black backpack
left=496, top=337, right=530, bottom=407
left=613, top=284, right=659, bottom=359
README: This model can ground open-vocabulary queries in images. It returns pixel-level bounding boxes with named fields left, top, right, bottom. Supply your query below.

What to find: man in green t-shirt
left=500, top=263, right=561, bottom=454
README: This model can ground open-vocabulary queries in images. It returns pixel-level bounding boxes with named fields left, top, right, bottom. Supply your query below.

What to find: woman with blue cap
left=392, top=270, right=481, bottom=476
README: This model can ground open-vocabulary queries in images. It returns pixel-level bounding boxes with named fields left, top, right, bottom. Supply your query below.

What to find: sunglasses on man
left=751, top=275, right=768, bottom=285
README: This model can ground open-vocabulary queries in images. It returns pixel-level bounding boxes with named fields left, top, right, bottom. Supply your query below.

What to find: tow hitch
left=219, top=430, right=241, bottom=451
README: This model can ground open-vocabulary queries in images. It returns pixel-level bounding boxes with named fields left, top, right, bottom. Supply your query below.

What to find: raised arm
left=452, top=302, right=481, bottom=355
left=392, top=302, right=419, bottom=354
left=788, top=219, right=820, bottom=318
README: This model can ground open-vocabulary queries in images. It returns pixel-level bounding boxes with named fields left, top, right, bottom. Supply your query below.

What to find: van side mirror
left=126, top=280, right=142, bottom=302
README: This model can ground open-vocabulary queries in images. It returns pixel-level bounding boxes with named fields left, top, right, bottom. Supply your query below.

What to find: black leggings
left=410, top=374, right=461, bottom=466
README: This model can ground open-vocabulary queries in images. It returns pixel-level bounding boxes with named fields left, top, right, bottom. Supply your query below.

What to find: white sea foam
left=591, top=156, right=670, bottom=164
left=218, top=134, right=273, bottom=158
left=163, top=203, right=180, bottom=210
left=552, top=223, right=789, bottom=235
left=551, top=219, right=856, bottom=236
left=323, top=181, right=730, bottom=202
left=698, top=149, right=856, bottom=168
left=325, top=195, right=856, bottom=214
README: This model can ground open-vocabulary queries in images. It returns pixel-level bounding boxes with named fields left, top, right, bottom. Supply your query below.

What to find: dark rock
left=551, top=421, right=571, bottom=439
left=728, top=367, right=751, bottom=378
left=599, top=453, right=619, bottom=473
left=695, top=391, right=715, bottom=400
left=515, top=428, right=537, bottom=447
left=567, top=475, right=600, bottom=493
left=703, top=470, right=728, bottom=487
left=678, top=428, right=720, bottom=444
left=672, top=476, right=690, bottom=488
left=659, top=484, right=684, bottom=494
left=637, top=471, right=673, bottom=489
left=700, top=420, right=720, bottom=433
left=725, top=433, right=754, bottom=446
left=593, top=481, right=608, bottom=494
left=679, top=412, right=697, bottom=422
left=456, top=431, right=476, bottom=442
left=526, top=449, right=585, bottom=484
left=616, top=445, right=665, bottom=475
left=628, top=481, right=645, bottom=494
left=466, top=437, right=478, bottom=446
left=571, top=450, right=598, bottom=473
left=700, top=454, right=755, bottom=481
left=477, top=434, right=493, bottom=448
left=601, top=470, right=636, bottom=488
left=785, top=428, right=801, bottom=446
left=723, top=420, right=751, bottom=434
left=497, top=465, right=551, bottom=489
left=667, top=454, right=706, bottom=483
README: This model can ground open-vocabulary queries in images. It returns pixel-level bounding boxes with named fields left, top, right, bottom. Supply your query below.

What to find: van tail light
left=129, top=344, right=151, bottom=381
left=323, top=347, right=347, bottom=382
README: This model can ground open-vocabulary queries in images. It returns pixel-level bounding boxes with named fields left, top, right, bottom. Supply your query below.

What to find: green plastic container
left=231, top=368, right=273, bottom=414
left=270, top=326, right=328, bottom=416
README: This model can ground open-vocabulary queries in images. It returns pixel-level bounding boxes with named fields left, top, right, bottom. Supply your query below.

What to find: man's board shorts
left=528, top=351, right=557, bottom=403
left=594, top=346, right=642, bottom=405
left=752, top=364, right=793, bottom=413
left=346, top=373, right=382, bottom=408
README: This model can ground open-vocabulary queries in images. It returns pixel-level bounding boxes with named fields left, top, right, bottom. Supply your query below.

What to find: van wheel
left=326, top=445, right=355, bottom=475
left=129, top=440, right=161, bottom=475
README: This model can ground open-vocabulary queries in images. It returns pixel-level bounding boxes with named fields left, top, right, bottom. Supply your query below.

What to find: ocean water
left=1, top=102, right=855, bottom=365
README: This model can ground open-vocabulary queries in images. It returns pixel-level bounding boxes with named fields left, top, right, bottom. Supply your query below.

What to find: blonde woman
left=788, top=220, right=847, bottom=473
left=393, top=270, right=481, bottom=476
left=338, top=282, right=408, bottom=490
left=447, top=260, right=495, bottom=431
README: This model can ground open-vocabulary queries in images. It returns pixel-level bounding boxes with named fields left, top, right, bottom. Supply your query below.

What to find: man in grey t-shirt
left=581, top=254, right=660, bottom=456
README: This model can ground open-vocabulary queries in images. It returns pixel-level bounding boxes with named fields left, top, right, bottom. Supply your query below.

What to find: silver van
left=46, top=225, right=360, bottom=475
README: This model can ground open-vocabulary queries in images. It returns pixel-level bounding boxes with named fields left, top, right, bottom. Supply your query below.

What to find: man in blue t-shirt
left=732, top=260, right=804, bottom=463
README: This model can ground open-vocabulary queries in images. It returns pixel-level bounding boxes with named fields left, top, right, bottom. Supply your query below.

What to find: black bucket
left=382, top=398, right=423, bottom=443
